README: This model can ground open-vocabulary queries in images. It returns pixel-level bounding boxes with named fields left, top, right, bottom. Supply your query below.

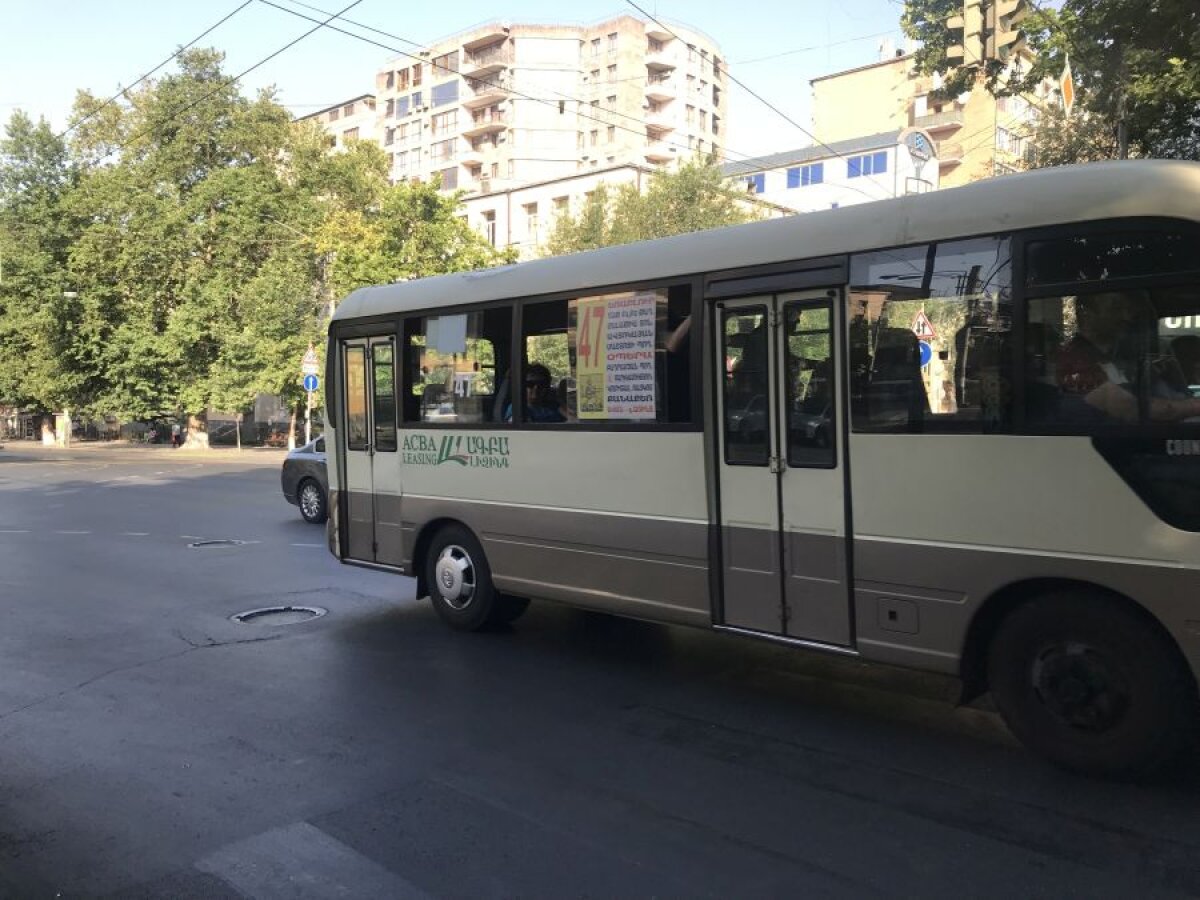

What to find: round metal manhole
left=189, top=539, right=247, bottom=549
left=231, top=605, right=327, bottom=626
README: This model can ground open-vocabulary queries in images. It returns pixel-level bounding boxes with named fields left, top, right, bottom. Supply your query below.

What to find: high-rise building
left=372, top=15, right=727, bottom=195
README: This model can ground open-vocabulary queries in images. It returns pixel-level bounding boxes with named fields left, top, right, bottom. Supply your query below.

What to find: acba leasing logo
left=402, top=434, right=511, bottom=468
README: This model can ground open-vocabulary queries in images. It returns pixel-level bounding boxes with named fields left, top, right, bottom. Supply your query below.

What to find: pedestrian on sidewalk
left=171, top=422, right=181, bottom=449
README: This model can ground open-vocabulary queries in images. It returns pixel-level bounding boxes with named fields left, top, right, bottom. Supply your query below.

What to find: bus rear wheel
left=425, top=524, right=524, bottom=631
left=987, top=590, right=1198, bottom=779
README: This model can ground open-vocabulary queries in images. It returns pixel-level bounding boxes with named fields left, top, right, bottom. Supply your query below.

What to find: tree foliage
left=0, top=49, right=511, bottom=439
left=544, top=159, right=759, bottom=255
left=902, top=0, right=1200, bottom=162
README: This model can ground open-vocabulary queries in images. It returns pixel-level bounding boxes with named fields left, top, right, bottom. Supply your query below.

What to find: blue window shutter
left=847, top=157, right=861, bottom=178
left=397, top=96, right=410, bottom=117
left=752, top=173, right=765, bottom=193
left=873, top=151, right=888, bottom=174
left=412, top=91, right=423, bottom=107
left=787, top=168, right=801, bottom=189
left=812, top=162, right=824, bottom=184
left=431, top=81, right=459, bottom=107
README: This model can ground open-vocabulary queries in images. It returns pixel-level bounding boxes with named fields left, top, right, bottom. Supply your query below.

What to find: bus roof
left=332, top=160, right=1200, bottom=322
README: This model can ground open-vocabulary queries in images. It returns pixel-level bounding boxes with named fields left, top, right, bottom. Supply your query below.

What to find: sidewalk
left=0, top=439, right=289, bottom=465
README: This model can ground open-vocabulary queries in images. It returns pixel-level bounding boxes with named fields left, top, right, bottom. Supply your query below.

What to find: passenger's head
left=525, top=362, right=553, bottom=405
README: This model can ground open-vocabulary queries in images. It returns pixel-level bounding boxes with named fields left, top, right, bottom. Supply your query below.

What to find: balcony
left=463, top=74, right=510, bottom=108
left=463, top=41, right=512, bottom=79
left=644, top=109, right=676, bottom=131
left=645, top=48, right=675, bottom=71
left=460, top=147, right=486, bottom=166
left=463, top=108, right=508, bottom=137
left=462, top=26, right=509, bottom=52
left=645, top=140, right=675, bottom=162
left=913, top=109, right=965, bottom=133
left=937, top=141, right=964, bottom=165
left=645, top=74, right=675, bottom=102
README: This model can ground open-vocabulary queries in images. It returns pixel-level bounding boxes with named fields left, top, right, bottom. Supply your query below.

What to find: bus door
left=339, top=336, right=403, bottom=566
left=715, top=291, right=851, bottom=646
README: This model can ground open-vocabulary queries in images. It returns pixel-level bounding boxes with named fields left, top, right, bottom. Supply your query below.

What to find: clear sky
left=0, top=0, right=908, bottom=162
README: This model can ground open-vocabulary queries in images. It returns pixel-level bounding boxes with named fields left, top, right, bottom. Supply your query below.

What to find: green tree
left=545, top=159, right=759, bottom=255
left=0, top=112, right=86, bottom=424
left=902, top=0, right=1200, bottom=161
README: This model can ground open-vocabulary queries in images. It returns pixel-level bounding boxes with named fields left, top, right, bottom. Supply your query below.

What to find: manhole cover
left=231, top=605, right=327, bottom=626
left=189, top=539, right=247, bottom=549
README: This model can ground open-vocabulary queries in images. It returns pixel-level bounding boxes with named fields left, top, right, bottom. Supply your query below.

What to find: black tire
left=425, top=524, right=508, bottom=632
left=987, top=590, right=1198, bottom=779
left=297, top=478, right=328, bottom=524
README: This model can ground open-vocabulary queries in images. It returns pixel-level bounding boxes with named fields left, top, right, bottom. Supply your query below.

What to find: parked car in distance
left=281, top=436, right=328, bottom=524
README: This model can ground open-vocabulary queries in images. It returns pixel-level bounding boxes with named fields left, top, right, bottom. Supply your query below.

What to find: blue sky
left=0, top=0, right=908, bottom=161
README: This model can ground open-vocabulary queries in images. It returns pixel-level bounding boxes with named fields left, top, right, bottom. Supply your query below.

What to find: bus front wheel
left=425, top=524, right=524, bottom=631
left=987, top=590, right=1198, bottom=779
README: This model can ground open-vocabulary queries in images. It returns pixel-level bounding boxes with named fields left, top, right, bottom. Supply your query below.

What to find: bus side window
left=403, top=307, right=511, bottom=425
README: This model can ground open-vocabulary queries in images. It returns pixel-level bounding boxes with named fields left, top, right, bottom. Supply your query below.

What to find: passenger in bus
left=1057, top=292, right=1200, bottom=422
left=503, top=363, right=567, bottom=423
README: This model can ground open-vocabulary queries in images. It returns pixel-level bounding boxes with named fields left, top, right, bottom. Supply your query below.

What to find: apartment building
left=296, top=94, right=379, bottom=150
left=721, top=129, right=940, bottom=213
left=372, top=15, right=727, bottom=196
left=810, top=50, right=1041, bottom=187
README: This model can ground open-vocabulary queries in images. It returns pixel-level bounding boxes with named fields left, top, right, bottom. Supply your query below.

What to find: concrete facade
left=296, top=94, right=379, bottom=151
left=810, top=52, right=1042, bottom=187
left=720, top=130, right=940, bottom=214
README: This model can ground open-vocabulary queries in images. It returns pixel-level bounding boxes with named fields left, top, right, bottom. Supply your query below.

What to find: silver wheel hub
left=434, top=544, right=475, bottom=610
left=300, top=484, right=321, bottom=517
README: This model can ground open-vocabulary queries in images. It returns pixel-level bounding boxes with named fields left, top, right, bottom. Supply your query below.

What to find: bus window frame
left=1013, top=217, right=1200, bottom=437
left=393, top=275, right=705, bottom=433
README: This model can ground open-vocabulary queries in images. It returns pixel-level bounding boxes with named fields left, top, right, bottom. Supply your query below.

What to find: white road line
left=55, top=530, right=91, bottom=535
left=122, top=532, right=150, bottom=536
left=180, top=535, right=204, bottom=539
left=291, top=543, right=323, bottom=548
left=0, top=529, right=30, bottom=534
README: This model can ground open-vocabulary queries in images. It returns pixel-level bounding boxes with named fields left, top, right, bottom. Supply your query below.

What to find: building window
left=343, top=102, right=355, bottom=116
left=384, top=127, right=395, bottom=146
left=847, top=151, right=888, bottom=178
left=431, top=81, right=459, bottom=108
left=385, top=98, right=394, bottom=117
left=591, top=37, right=601, bottom=57
left=553, top=195, right=569, bottom=215
left=431, top=109, right=458, bottom=136
left=438, top=167, right=457, bottom=190
left=397, top=96, right=410, bottom=117
left=327, top=108, right=340, bottom=122
left=608, top=32, right=618, bottom=54
left=398, top=68, right=410, bottom=90
left=431, top=139, right=456, bottom=163
left=786, top=163, right=824, bottom=188
left=590, top=68, right=600, bottom=82
left=411, top=91, right=423, bottom=109
left=590, top=129, right=598, bottom=146
left=607, top=65, right=617, bottom=82
left=606, top=94, right=616, bottom=108
left=523, top=202, right=539, bottom=243
left=412, top=64, right=422, bottom=86
left=745, top=173, right=765, bottom=193
left=607, top=125, right=616, bottom=143
left=343, top=127, right=359, bottom=141
left=432, top=51, right=459, bottom=76
left=482, top=210, right=497, bottom=246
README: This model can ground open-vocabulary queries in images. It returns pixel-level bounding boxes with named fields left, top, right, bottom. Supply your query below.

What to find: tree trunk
left=287, top=404, right=298, bottom=450
left=183, top=412, right=210, bottom=449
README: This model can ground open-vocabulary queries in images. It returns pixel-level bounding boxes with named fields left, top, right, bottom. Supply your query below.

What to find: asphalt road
left=1, top=442, right=1199, bottom=898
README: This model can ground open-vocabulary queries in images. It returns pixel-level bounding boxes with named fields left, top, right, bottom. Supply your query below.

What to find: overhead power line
left=59, top=0, right=256, bottom=140
left=105, top=0, right=365, bottom=161
left=621, top=0, right=892, bottom=200
left=262, top=0, right=894, bottom=206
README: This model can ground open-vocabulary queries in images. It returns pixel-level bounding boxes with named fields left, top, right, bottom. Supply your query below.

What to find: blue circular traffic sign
left=918, top=341, right=932, bottom=368
left=303, top=374, right=319, bottom=392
